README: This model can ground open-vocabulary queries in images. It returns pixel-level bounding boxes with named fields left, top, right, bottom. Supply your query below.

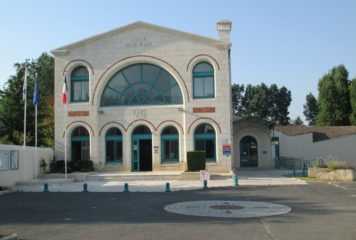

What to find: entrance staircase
left=86, top=172, right=182, bottom=181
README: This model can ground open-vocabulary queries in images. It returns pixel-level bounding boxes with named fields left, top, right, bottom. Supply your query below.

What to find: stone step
left=86, top=173, right=182, bottom=181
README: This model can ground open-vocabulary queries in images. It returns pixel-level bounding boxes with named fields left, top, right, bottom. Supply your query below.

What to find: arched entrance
left=240, top=136, right=258, bottom=167
left=131, top=125, right=152, bottom=171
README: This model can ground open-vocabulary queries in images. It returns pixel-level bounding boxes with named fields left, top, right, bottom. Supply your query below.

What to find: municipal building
left=52, top=21, right=275, bottom=172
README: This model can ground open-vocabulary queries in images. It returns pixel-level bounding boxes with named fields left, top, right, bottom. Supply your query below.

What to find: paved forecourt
left=14, top=170, right=307, bottom=192
left=1, top=183, right=356, bottom=240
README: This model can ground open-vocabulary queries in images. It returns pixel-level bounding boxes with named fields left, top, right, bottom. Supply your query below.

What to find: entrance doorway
left=240, top=136, right=258, bottom=167
left=132, top=125, right=152, bottom=171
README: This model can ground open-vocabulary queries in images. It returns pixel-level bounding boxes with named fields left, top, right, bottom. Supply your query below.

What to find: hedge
left=187, top=151, right=206, bottom=171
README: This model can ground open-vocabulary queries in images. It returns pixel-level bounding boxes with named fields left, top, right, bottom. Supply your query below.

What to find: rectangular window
left=71, top=80, right=89, bottom=102
left=106, top=141, right=123, bottom=162
left=193, top=77, right=214, bottom=98
left=162, top=139, right=179, bottom=163
left=195, top=139, right=216, bottom=162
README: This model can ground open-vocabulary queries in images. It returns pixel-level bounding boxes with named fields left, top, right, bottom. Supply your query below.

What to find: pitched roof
left=274, top=125, right=356, bottom=142
left=52, top=21, right=231, bottom=55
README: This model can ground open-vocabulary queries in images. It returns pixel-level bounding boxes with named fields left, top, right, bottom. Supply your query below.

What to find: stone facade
left=232, top=118, right=274, bottom=168
left=52, top=21, right=233, bottom=173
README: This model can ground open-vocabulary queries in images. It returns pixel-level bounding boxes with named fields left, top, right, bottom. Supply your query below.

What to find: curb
left=0, top=190, right=13, bottom=196
left=0, top=233, right=17, bottom=240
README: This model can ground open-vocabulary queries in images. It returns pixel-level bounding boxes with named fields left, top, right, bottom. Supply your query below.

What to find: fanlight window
left=101, top=64, right=183, bottom=106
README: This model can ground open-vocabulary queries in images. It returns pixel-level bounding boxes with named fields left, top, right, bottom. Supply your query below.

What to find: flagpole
left=64, top=102, right=67, bottom=180
left=23, top=68, right=28, bottom=182
left=33, top=73, right=39, bottom=180
left=35, top=103, right=38, bottom=180
left=63, top=74, right=68, bottom=180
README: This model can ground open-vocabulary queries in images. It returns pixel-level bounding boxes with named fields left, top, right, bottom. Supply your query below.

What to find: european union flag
left=33, top=76, right=39, bottom=105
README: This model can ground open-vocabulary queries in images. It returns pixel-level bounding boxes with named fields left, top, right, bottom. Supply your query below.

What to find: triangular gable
left=52, top=21, right=230, bottom=55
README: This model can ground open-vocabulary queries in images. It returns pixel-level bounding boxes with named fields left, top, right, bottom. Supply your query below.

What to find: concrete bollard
left=123, top=183, right=129, bottom=192
left=203, top=180, right=208, bottom=189
left=233, top=175, right=239, bottom=187
left=43, top=183, right=49, bottom=193
left=82, top=183, right=88, bottom=192
left=165, top=182, right=171, bottom=192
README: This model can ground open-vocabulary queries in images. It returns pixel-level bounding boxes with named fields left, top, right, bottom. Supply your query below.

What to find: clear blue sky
left=1, top=0, right=355, bottom=121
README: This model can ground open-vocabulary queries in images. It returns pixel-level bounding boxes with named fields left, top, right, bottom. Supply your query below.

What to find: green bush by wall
left=187, top=151, right=206, bottom=171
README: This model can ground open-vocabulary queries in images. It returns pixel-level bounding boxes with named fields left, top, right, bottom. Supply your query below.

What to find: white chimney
left=217, top=20, right=232, bottom=42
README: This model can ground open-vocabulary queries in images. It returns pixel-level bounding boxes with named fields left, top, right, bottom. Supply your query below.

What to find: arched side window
left=161, top=126, right=179, bottom=163
left=71, top=66, right=89, bottom=102
left=193, top=62, right=214, bottom=98
left=101, top=63, right=183, bottom=106
left=71, top=126, right=90, bottom=161
left=105, top=127, right=123, bottom=163
left=194, top=123, right=216, bottom=162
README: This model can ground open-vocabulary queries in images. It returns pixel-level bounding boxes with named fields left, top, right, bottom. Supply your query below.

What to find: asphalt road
left=0, top=183, right=356, bottom=240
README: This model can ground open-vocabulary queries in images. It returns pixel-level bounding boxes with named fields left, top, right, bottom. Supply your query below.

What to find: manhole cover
left=164, top=200, right=291, bottom=218
left=210, top=205, right=244, bottom=210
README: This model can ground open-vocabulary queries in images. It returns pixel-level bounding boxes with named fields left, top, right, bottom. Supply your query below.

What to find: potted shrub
left=40, top=158, right=47, bottom=174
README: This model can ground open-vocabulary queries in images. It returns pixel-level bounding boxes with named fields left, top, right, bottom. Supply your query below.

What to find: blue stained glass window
left=101, top=64, right=183, bottom=106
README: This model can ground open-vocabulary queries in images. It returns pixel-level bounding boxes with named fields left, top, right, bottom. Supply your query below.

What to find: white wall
left=0, top=144, right=53, bottom=187
left=275, top=132, right=356, bottom=168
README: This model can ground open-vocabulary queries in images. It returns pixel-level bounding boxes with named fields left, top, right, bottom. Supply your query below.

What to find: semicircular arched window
left=101, top=64, right=183, bottom=106
left=193, top=62, right=214, bottom=98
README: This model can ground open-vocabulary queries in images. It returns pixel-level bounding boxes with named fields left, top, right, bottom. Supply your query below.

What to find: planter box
left=308, top=168, right=319, bottom=178
left=309, top=168, right=355, bottom=181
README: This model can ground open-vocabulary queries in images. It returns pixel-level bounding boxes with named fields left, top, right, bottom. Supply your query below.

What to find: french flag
left=62, top=75, right=68, bottom=104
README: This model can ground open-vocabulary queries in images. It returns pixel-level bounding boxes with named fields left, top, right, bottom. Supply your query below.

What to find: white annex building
left=52, top=21, right=234, bottom=172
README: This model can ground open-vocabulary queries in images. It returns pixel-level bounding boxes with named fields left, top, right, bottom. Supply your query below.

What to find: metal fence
left=274, top=156, right=317, bottom=176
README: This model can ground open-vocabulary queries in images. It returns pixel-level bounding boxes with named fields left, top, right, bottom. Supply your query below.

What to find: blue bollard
left=233, top=175, right=239, bottom=187
left=82, top=183, right=88, bottom=192
left=165, top=182, right=171, bottom=192
left=43, top=183, right=49, bottom=193
left=203, top=180, right=208, bottom=189
left=123, top=183, right=129, bottom=193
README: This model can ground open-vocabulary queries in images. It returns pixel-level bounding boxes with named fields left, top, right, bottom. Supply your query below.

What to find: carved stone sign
left=133, top=109, right=147, bottom=119
left=125, top=37, right=152, bottom=48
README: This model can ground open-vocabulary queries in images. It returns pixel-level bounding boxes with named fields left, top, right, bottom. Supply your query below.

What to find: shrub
left=50, top=160, right=73, bottom=173
left=311, top=162, right=320, bottom=168
left=327, top=161, right=338, bottom=170
left=40, top=158, right=47, bottom=174
left=79, top=160, right=94, bottom=172
left=187, top=151, right=206, bottom=171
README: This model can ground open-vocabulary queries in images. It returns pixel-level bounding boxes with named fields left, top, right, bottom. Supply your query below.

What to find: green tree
left=0, top=53, right=54, bottom=147
left=316, top=65, right=351, bottom=126
left=303, top=93, right=318, bottom=126
left=271, top=86, right=291, bottom=125
left=291, top=116, right=304, bottom=125
left=231, top=84, right=244, bottom=115
left=350, top=78, right=356, bottom=125
left=231, top=83, right=291, bottom=125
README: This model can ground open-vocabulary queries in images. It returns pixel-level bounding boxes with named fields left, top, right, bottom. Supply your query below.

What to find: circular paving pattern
left=164, top=200, right=291, bottom=218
